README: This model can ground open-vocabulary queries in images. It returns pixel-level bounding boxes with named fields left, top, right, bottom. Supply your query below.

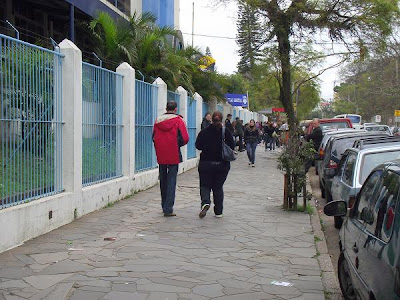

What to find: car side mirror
left=360, top=207, right=374, bottom=225
left=326, top=168, right=336, bottom=178
left=324, top=200, right=347, bottom=217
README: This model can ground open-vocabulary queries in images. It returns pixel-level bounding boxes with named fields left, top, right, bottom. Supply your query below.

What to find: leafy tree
left=236, top=0, right=263, bottom=77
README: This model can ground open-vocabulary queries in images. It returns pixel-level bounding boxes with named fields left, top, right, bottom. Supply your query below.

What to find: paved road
left=0, top=147, right=325, bottom=300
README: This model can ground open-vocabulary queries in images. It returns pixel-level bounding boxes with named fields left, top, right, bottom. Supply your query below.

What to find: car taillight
left=348, top=196, right=356, bottom=209
left=319, top=148, right=324, bottom=159
left=328, top=160, right=338, bottom=169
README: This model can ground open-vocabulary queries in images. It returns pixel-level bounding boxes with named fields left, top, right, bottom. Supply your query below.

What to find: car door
left=342, top=170, right=383, bottom=299
left=332, top=152, right=348, bottom=201
left=356, top=170, right=400, bottom=299
left=339, top=153, right=358, bottom=205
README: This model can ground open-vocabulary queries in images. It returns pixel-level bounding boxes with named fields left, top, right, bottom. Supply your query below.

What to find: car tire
left=325, top=185, right=333, bottom=203
left=320, top=181, right=325, bottom=198
left=338, top=253, right=357, bottom=300
left=334, top=216, right=343, bottom=229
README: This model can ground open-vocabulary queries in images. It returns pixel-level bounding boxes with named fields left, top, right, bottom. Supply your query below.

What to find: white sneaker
left=252, top=164, right=255, bottom=167
left=215, top=214, right=223, bottom=218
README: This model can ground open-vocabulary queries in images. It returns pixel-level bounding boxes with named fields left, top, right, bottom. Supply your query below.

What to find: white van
left=334, top=114, right=362, bottom=129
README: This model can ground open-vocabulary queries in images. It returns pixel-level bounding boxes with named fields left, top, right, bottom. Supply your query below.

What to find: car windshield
left=365, top=126, right=390, bottom=133
left=359, top=150, right=400, bottom=184
left=320, top=122, right=350, bottom=132
left=330, top=136, right=367, bottom=160
left=347, top=115, right=361, bottom=124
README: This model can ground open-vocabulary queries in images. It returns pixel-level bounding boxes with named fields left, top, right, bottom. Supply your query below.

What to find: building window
left=106, top=0, right=130, bottom=15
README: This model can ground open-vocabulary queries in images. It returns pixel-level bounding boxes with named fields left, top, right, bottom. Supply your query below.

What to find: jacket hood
left=155, top=114, right=181, bottom=131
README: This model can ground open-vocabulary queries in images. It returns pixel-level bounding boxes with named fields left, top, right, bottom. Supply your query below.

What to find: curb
left=307, top=177, right=343, bottom=300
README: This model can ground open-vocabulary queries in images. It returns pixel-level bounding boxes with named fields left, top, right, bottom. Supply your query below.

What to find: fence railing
left=135, top=80, right=158, bottom=172
left=167, top=90, right=180, bottom=114
left=82, top=62, right=123, bottom=186
left=0, top=33, right=63, bottom=209
left=187, top=96, right=197, bottom=159
left=202, top=102, right=209, bottom=118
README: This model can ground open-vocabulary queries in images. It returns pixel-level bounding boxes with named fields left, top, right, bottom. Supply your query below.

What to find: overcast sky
left=179, top=0, right=339, bottom=101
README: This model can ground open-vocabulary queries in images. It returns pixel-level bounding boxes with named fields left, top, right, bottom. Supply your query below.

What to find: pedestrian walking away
left=153, top=101, right=189, bottom=217
left=244, top=119, right=259, bottom=167
left=195, top=111, right=235, bottom=219
left=225, top=114, right=234, bottom=134
left=201, top=112, right=212, bottom=130
left=305, top=118, right=323, bottom=173
left=235, top=117, right=245, bottom=152
left=265, top=122, right=276, bottom=151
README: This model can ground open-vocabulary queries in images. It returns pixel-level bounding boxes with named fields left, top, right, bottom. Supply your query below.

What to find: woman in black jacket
left=195, top=111, right=235, bottom=219
left=244, top=119, right=259, bottom=167
left=201, top=113, right=211, bottom=130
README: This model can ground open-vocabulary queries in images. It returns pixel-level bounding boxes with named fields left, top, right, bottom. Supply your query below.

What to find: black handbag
left=221, top=127, right=236, bottom=162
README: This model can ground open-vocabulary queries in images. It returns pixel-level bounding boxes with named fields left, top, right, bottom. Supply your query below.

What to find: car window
left=359, top=151, right=400, bottom=184
left=364, top=171, right=400, bottom=242
left=337, top=153, right=348, bottom=177
left=355, top=170, right=382, bottom=222
left=331, top=137, right=360, bottom=161
left=342, top=153, right=357, bottom=186
left=320, top=122, right=350, bottom=131
left=348, top=115, right=361, bottom=124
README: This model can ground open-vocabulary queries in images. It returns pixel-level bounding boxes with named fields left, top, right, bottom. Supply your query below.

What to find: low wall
left=0, top=158, right=199, bottom=253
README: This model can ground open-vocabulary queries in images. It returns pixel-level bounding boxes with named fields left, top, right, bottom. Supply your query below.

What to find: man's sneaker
left=199, top=204, right=210, bottom=218
left=252, top=164, right=255, bottom=167
left=214, top=214, right=223, bottom=218
left=164, top=212, right=176, bottom=217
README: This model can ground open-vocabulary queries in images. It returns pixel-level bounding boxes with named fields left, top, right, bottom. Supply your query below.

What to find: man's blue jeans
left=246, top=142, right=257, bottom=164
left=159, top=164, right=178, bottom=214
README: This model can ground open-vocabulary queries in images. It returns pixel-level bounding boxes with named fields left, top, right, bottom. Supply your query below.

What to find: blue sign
left=225, top=94, right=248, bottom=107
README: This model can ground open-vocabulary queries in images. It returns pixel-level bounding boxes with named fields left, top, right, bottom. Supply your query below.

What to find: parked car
left=364, top=124, right=392, bottom=135
left=306, top=118, right=353, bottom=135
left=324, top=160, right=400, bottom=300
left=330, top=136, right=400, bottom=228
left=334, top=114, right=363, bottom=129
left=393, top=127, right=400, bottom=136
left=315, top=129, right=362, bottom=175
left=318, top=132, right=387, bottom=201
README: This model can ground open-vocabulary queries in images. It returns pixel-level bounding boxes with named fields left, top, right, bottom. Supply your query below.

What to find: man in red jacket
left=153, top=101, right=189, bottom=216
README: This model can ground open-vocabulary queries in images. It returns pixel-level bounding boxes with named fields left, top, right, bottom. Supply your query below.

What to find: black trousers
left=198, top=160, right=230, bottom=215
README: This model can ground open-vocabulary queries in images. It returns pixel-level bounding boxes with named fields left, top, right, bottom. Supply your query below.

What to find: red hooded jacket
left=153, top=113, right=189, bottom=165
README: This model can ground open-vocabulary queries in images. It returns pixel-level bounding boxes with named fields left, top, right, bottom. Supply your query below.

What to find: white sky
left=179, top=0, right=339, bottom=101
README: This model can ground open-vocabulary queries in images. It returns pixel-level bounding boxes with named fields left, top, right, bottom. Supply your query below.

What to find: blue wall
left=142, top=0, right=175, bottom=27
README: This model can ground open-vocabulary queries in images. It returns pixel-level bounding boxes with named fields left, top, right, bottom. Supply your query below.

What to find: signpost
left=225, top=94, right=248, bottom=107
left=395, top=110, right=400, bottom=123
left=375, top=115, right=381, bottom=123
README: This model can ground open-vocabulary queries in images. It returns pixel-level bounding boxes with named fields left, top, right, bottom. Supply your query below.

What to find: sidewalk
left=0, top=147, right=325, bottom=300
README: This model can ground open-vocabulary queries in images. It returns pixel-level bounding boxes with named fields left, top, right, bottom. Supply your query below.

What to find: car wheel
left=320, top=181, right=325, bottom=198
left=338, top=253, right=357, bottom=300
left=325, top=185, right=333, bottom=202
left=334, top=216, right=343, bottom=229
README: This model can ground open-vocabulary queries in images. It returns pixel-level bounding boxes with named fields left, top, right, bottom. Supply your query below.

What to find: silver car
left=331, top=143, right=400, bottom=228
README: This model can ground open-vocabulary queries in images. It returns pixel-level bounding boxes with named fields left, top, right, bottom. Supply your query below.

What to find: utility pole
left=192, top=2, right=194, bottom=47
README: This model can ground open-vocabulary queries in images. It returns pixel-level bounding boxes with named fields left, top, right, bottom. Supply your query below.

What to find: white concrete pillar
left=154, top=77, right=168, bottom=118
left=116, top=62, right=135, bottom=178
left=194, top=93, right=203, bottom=158
left=177, top=86, right=188, bottom=161
left=210, top=97, right=218, bottom=113
left=59, top=39, right=82, bottom=210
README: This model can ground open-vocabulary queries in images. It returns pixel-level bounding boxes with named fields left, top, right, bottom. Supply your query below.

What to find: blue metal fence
left=187, top=96, right=197, bottom=159
left=82, top=62, right=123, bottom=186
left=202, top=102, right=209, bottom=118
left=0, top=34, right=63, bottom=209
left=135, top=80, right=158, bottom=172
left=217, top=103, right=223, bottom=113
left=167, top=90, right=180, bottom=114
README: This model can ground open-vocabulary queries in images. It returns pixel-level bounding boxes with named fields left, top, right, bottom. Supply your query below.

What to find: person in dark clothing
left=305, top=119, right=323, bottom=172
left=225, top=114, right=234, bottom=134
left=244, top=119, right=259, bottom=167
left=265, top=123, right=276, bottom=151
left=234, top=117, right=245, bottom=151
left=201, top=113, right=211, bottom=130
left=195, top=111, right=235, bottom=219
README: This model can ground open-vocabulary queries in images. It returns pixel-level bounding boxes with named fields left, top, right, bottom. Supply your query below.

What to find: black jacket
left=264, top=126, right=276, bottom=138
left=244, top=127, right=259, bottom=143
left=235, top=121, right=244, bottom=136
left=196, top=125, right=235, bottom=161
left=225, top=119, right=234, bottom=134
left=306, top=126, right=323, bottom=151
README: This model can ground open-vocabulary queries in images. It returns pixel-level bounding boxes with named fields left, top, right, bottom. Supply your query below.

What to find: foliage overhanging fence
left=187, top=96, right=197, bottom=159
left=82, top=62, right=123, bottom=186
left=135, top=80, right=158, bottom=172
left=0, top=33, right=63, bottom=209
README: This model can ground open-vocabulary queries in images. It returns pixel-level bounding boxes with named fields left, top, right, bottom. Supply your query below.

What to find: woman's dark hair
left=166, top=101, right=177, bottom=111
left=204, top=112, right=211, bottom=118
left=212, top=111, right=223, bottom=128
